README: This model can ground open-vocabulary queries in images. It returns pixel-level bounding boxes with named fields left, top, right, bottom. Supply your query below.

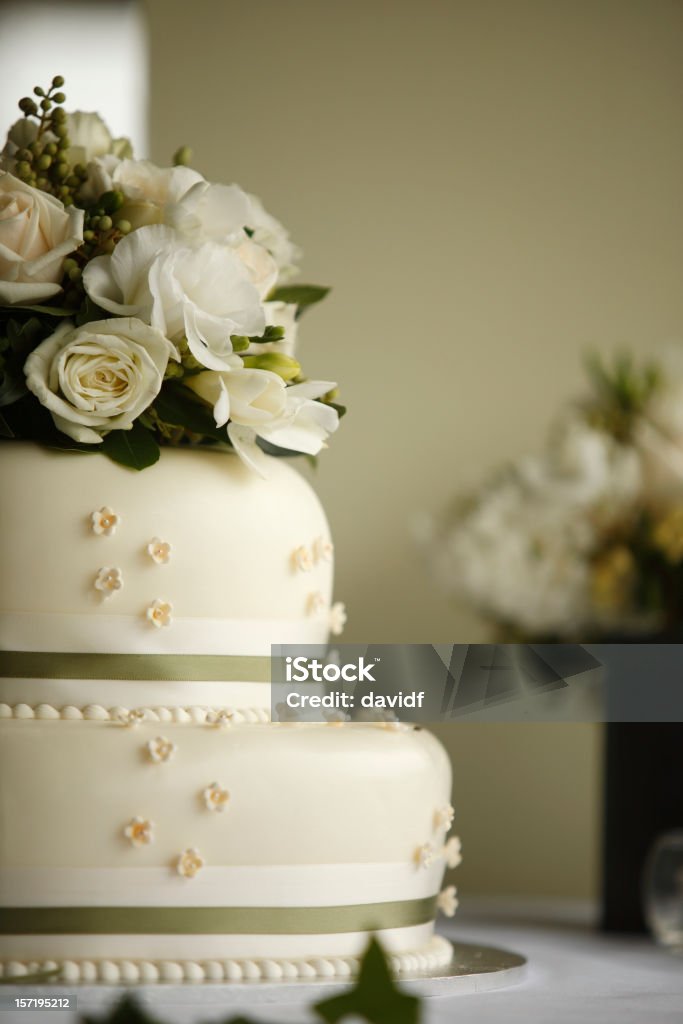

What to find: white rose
left=0, top=171, right=84, bottom=304
left=66, top=111, right=132, bottom=165
left=83, top=226, right=265, bottom=370
left=112, top=159, right=204, bottom=230
left=24, top=317, right=176, bottom=443
left=246, top=192, right=301, bottom=281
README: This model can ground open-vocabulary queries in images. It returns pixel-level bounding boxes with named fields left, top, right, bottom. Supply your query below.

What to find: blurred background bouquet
left=426, top=349, right=683, bottom=641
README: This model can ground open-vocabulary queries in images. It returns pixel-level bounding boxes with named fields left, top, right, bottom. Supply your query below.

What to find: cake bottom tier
left=0, top=720, right=455, bottom=982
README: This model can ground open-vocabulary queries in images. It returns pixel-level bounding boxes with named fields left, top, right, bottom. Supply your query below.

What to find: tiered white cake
left=0, top=442, right=457, bottom=984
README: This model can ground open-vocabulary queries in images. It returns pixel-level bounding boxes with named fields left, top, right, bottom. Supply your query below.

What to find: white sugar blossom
left=147, top=537, right=172, bottom=564
left=314, top=536, right=334, bottom=563
left=206, top=708, right=235, bottom=729
left=124, top=816, right=153, bottom=847
left=415, top=843, right=435, bottom=869
left=443, top=836, right=463, bottom=869
left=329, top=601, right=347, bottom=636
left=177, top=847, right=204, bottom=879
left=94, top=566, right=123, bottom=597
left=434, top=804, right=455, bottom=832
left=24, top=317, right=176, bottom=444
left=202, top=782, right=230, bottom=812
left=0, top=171, right=84, bottom=304
left=437, top=885, right=458, bottom=918
left=146, top=736, right=176, bottom=763
left=91, top=506, right=120, bottom=536
left=306, top=591, right=326, bottom=615
left=292, top=545, right=313, bottom=572
left=146, top=599, right=173, bottom=628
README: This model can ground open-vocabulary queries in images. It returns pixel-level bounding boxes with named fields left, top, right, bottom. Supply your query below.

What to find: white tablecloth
left=6, top=905, right=683, bottom=1023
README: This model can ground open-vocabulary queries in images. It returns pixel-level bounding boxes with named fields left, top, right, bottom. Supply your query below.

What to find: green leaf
left=314, top=937, right=421, bottom=1024
left=0, top=411, right=14, bottom=438
left=152, top=384, right=226, bottom=443
left=101, top=423, right=160, bottom=471
left=269, top=284, right=330, bottom=317
left=244, top=324, right=286, bottom=344
left=328, top=401, right=347, bottom=419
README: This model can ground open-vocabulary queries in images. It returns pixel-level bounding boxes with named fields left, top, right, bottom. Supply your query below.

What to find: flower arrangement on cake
left=0, top=76, right=343, bottom=473
left=425, top=350, right=683, bottom=640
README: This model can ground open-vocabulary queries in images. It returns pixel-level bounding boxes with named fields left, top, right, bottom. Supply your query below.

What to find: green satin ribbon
left=1, top=899, right=436, bottom=935
left=0, top=651, right=271, bottom=683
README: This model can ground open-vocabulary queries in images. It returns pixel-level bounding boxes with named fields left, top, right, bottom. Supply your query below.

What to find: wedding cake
left=0, top=79, right=459, bottom=984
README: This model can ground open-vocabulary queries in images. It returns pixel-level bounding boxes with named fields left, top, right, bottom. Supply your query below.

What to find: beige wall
left=145, top=0, right=683, bottom=899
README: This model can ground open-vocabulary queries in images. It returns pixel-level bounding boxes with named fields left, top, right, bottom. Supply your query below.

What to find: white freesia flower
left=0, top=171, right=84, bottom=304
left=83, top=226, right=265, bottom=369
left=24, top=317, right=176, bottom=443
left=235, top=237, right=278, bottom=299
left=247, top=192, right=301, bottom=281
left=186, top=370, right=339, bottom=472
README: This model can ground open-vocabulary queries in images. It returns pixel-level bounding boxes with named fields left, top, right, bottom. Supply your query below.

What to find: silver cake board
left=0, top=942, right=527, bottom=1012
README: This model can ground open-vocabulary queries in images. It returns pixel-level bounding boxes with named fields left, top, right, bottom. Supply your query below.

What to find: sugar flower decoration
left=146, top=599, right=173, bottom=628
left=314, top=536, right=334, bottom=563
left=147, top=537, right=172, bottom=564
left=94, top=566, right=123, bottom=597
left=146, top=736, right=176, bottom=763
left=434, top=804, right=455, bottom=832
left=329, top=601, right=347, bottom=635
left=292, top=545, right=313, bottom=572
left=415, top=842, right=435, bottom=869
left=444, top=836, right=463, bottom=869
left=306, top=590, right=326, bottom=616
left=91, top=506, right=120, bottom=536
left=437, top=885, right=458, bottom=918
left=203, top=782, right=230, bottom=812
left=206, top=709, right=234, bottom=729
left=177, top=847, right=204, bottom=879
left=124, top=816, right=153, bottom=847
left=116, top=708, right=146, bottom=727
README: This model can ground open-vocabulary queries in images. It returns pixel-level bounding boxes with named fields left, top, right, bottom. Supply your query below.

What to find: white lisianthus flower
left=166, top=180, right=251, bottom=245
left=246, top=192, right=301, bottom=281
left=234, top=238, right=278, bottom=299
left=0, top=171, right=84, bottom=304
left=112, top=159, right=204, bottom=231
left=83, top=226, right=265, bottom=369
left=257, top=379, right=339, bottom=455
left=66, top=111, right=132, bottom=165
left=186, top=367, right=287, bottom=429
left=24, top=317, right=176, bottom=443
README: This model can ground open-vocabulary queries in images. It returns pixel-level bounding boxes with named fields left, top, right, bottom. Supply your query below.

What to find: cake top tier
left=0, top=443, right=337, bottom=658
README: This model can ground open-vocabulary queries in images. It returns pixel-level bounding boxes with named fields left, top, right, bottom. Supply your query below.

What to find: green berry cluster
left=12, top=76, right=86, bottom=205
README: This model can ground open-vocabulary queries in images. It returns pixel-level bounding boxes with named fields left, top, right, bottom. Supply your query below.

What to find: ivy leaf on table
left=314, top=937, right=421, bottom=1024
